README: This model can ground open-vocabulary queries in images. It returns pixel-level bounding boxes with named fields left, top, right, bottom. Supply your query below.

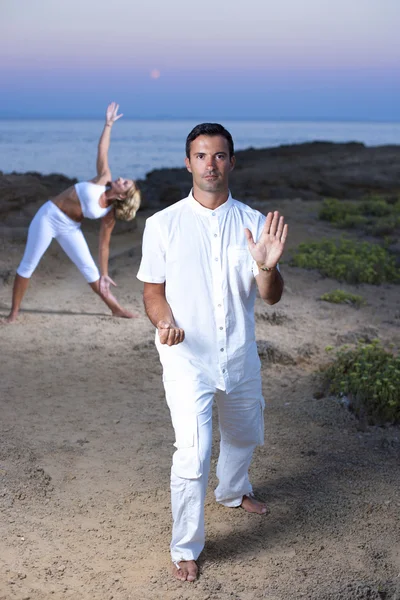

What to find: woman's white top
left=75, top=182, right=113, bottom=219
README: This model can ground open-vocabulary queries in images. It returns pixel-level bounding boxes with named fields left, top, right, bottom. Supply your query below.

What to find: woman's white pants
left=164, top=377, right=264, bottom=564
left=17, top=201, right=100, bottom=283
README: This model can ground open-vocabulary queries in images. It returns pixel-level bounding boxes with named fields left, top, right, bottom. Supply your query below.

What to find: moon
left=150, top=69, right=161, bottom=79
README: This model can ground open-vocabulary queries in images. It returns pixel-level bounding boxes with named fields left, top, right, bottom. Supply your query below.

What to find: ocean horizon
left=1, top=119, right=399, bottom=182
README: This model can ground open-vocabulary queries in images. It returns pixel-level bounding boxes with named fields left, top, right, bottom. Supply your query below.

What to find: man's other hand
left=157, top=320, right=185, bottom=346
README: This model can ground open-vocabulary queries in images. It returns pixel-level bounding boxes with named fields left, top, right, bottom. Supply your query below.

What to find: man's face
left=185, top=135, right=235, bottom=193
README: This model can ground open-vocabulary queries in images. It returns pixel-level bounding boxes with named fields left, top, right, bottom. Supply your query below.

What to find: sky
left=1, top=0, right=399, bottom=120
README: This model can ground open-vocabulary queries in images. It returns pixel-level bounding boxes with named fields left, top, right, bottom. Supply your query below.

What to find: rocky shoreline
left=1, top=142, right=400, bottom=225
left=138, top=141, right=400, bottom=209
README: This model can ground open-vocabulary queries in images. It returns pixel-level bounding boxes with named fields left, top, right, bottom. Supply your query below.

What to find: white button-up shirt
left=137, top=191, right=267, bottom=393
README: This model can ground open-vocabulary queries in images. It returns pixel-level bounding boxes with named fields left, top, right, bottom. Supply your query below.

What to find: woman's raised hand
left=106, top=102, right=123, bottom=126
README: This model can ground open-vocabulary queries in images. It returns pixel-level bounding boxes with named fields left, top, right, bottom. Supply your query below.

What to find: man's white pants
left=164, top=377, right=264, bottom=564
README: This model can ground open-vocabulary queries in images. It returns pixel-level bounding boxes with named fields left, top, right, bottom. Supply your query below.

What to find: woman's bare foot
left=111, top=308, right=138, bottom=318
left=241, top=494, right=269, bottom=515
left=172, top=560, right=198, bottom=582
left=1, top=313, right=18, bottom=324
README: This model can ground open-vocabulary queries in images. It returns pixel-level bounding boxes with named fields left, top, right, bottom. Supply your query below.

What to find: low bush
left=324, top=341, right=400, bottom=425
left=320, top=289, right=366, bottom=307
left=319, top=197, right=400, bottom=237
left=289, top=238, right=400, bottom=284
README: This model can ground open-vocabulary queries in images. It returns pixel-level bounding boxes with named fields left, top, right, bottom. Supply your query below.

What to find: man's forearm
left=256, top=268, right=284, bottom=304
left=143, top=289, right=175, bottom=328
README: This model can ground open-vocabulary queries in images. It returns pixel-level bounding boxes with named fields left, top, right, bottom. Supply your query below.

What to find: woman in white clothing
left=4, top=102, right=140, bottom=323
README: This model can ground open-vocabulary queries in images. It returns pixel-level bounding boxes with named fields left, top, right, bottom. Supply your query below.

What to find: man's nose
left=206, top=157, right=216, bottom=169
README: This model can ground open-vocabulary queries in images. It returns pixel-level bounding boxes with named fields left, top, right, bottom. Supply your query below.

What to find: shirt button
left=218, top=304, right=222, bottom=307
left=222, top=369, right=226, bottom=373
left=215, top=257, right=219, bottom=261
left=214, top=234, right=218, bottom=237
left=220, top=348, right=224, bottom=352
left=219, top=326, right=223, bottom=330
left=212, top=212, right=216, bottom=216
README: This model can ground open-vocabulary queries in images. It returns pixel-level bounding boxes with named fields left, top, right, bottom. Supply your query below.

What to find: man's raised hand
left=157, top=320, right=185, bottom=346
left=244, top=211, right=288, bottom=269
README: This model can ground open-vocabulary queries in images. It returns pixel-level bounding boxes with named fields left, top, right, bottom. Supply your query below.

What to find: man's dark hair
left=185, top=123, right=234, bottom=159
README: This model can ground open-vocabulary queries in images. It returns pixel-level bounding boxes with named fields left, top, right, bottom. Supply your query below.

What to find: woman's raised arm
left=93, top=102, right=123, bottom=183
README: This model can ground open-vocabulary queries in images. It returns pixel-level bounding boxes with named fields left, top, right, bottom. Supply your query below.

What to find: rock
left=257, top=340, right=295, bottom=364
left=336, top=326, right=379, bottom=345
left=135, top=142, right=400, bottom=208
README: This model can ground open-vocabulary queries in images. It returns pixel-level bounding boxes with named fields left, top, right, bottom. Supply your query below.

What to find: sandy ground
left=0, top=200, right=399, bottom=600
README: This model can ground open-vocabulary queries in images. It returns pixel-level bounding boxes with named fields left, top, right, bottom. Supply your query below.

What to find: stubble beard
left=198, top=175, right=226, bottom=193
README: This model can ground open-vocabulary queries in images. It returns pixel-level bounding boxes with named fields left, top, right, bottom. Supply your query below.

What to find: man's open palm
left=244, top=211, right=288, bottom=268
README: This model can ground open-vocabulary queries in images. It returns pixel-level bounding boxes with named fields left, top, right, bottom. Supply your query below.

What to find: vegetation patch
left=319, top=196, right=400, bottom=238
left=255, top=310, right=289, bottom=325
left=320, top=289, right=366, bottom=307
left=289, top=238, right=400, bottom=284
left=324, top=341, right=400, bottom=425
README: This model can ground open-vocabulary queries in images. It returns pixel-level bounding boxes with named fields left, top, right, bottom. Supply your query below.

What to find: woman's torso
left=51, top=182, right=112, bottom=222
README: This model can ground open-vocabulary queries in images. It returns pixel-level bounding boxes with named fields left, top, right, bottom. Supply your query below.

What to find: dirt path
left=0, top=204, right=399, bottom=600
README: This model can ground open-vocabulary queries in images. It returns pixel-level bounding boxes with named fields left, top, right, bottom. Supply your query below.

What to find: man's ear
left=185, top=157, right=192, bottom=173
left=230, top=156, right=236, bottom=172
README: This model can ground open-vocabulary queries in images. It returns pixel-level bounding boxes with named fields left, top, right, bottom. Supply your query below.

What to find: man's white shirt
left=137, top=191, right=268, bottom=393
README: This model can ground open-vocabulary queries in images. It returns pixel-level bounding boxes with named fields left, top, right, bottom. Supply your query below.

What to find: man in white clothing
left=137, top=123, right=288, bottom=582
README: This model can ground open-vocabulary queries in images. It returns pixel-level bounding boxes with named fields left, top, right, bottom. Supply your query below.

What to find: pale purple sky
left=1, top=0, right=399, bottom=119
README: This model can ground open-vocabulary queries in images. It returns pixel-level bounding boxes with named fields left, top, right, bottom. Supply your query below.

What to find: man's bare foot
left=111, top=308, right=138, bottom=319
left=241, top=494, right=269, bottom=515
left=172, top=560, right=198, bottom=582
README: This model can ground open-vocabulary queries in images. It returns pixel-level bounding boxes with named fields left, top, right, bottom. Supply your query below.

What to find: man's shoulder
left=231, top=198, right=265, bottom=221
left=145, top=196, right=191, bottom=226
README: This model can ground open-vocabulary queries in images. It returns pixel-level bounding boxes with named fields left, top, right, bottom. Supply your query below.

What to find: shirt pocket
left=227, top=245, right=253, bottom=295
left=227, top=245, right=250, bottom=266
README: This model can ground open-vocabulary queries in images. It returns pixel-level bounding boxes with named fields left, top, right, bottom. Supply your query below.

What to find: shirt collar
left=188, top=189, right=233, bottom=217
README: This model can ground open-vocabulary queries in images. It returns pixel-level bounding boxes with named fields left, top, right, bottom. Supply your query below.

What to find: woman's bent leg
left=56, top=229, right=135, bottom=317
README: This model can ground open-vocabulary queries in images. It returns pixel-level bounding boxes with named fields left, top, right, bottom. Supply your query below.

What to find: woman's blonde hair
left=114, top=182, right=141, bottom=221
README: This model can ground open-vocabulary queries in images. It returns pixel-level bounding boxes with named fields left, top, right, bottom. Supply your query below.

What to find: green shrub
left=324, top=341, right=400, bottom=425
left=363, top=217, right=400, bottom=237
left=289, top=238, right=400, bottom=284
left=337, top=214, right=368, bottom=229
left=319, top=199, right=359, bottom=224
left=319, top=197, right=400, bottom=237
left=320, top=289, right=366, bottom=307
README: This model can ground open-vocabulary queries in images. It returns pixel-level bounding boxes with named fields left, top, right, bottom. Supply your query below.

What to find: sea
left=0, top=119, right=399, bottom=182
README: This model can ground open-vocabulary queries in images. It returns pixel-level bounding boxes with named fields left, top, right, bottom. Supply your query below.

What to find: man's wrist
left=105, top=122, right=113, bottom=128
left=257, top=262, right=277, bottom=272
left=156, top=319, right=176, bottom=329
